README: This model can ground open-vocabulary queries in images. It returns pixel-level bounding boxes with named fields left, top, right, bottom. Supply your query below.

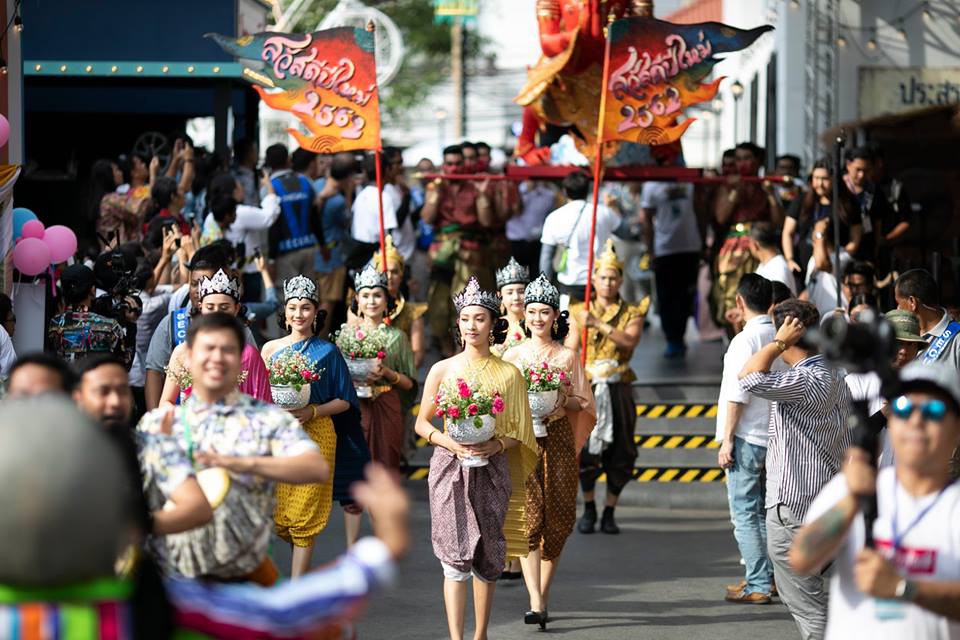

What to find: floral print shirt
left=137, top=392, right=318, bottom=578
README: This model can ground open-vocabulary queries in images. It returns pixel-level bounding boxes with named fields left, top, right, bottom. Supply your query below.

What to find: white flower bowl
left=447, top=414, right=497, bottom=468
left=528, top=389, right=559, bottom=437
left=271, top=384, right=311, bottom=410
left=346, top=357, right=380, bottom=398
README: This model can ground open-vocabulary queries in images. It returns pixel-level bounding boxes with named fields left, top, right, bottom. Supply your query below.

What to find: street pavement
left=272, top=481, right=801, bottom=640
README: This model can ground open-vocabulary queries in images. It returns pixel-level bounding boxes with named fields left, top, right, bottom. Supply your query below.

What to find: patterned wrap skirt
left=526, top=415, right=578, bottom=561
left=428, top=446, right=512, bottom=582
left=274, top=415, right=337, bottom=547
left=360, top=389, right=404, bottom=473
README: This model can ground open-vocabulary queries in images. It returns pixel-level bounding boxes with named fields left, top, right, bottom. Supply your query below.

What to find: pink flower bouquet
left=434, top=377, right=504, bottom=429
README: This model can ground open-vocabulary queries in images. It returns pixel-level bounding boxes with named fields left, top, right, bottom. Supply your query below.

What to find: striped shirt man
left=740, top=354, right=852, bottom=520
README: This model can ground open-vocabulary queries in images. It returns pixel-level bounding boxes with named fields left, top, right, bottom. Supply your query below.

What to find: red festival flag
left=601, top=18, right=772, bottom=146
left=208, top=28, right=381, bottom=153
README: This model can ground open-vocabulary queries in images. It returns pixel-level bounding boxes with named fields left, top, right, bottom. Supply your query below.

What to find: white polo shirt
left=540, top=199, right=620, bottom=286
left=716, top=314, right=779, bottom=447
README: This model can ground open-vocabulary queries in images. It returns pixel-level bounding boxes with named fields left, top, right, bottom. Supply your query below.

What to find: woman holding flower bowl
left=261, top=275, right=369, bottom=576
left=415, top=276, right=538, bottom=640
left=502, top=272, right=596, bottom=630
left=338, top=264, right=417, bottom=472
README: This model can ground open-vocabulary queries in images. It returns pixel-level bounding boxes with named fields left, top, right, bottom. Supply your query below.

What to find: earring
left=553, top=319, right=559, bottom=334
left=488, top=332, right=495, bottom=345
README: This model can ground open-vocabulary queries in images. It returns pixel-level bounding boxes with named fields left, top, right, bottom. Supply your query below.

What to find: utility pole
left=451, top=16, right=464, bottom=139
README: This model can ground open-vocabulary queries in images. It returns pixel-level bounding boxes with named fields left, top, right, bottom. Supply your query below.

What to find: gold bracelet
left=497, top=438, right=507, bottom=454
left=391, top=370, right=401, bottom=385
left=599, top=323, right=613, bottom=336
left=428, top=429, right=439, bottom=445
left=310, top=405, right=318, bottom=420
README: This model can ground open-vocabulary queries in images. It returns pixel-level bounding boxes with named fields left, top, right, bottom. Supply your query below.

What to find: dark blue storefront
left=16, top=0, right=267, bottom=236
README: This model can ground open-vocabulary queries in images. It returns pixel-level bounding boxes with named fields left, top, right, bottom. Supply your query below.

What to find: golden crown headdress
left=594, top=238, right=623, bottom=273
left=372, top=235, right=404, bottom=271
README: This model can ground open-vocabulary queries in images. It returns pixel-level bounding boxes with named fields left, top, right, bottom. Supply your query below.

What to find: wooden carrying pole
left=581, top=28, right=615, bottom=366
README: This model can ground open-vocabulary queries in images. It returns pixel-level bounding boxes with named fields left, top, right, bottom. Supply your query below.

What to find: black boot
left=600, top=506, right=620, bottom=534
left=577, top=501, right=597, bottom=534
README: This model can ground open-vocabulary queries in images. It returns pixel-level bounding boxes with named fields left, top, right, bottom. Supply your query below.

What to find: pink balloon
left=0, top=114, right=9, bottom=149
left=13, top=237, right=51, bottom=276
left=42, top=225, right=78, bottom=263
left=21, top=219, right=45, bottom=239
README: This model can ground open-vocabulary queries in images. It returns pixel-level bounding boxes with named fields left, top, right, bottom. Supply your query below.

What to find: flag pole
left=581, top=23, right=614, bottom=366
left=374, top=145, right=387, bottom=274
left=367, top=19, right=387, bottom=275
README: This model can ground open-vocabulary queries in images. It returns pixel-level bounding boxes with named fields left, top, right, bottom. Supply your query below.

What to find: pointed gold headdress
left=373, top=235, right=404, bottom=271
left=593, top=238, right=623, bottom=273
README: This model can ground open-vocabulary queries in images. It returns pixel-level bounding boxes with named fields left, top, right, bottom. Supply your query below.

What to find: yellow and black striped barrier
left=636, top=403, right=717, bottom=418
left=401, top=465, right=725, bottom=483
left=631, top=467, right=725, bottom=483
left=634, top=434, right=719, bottom=449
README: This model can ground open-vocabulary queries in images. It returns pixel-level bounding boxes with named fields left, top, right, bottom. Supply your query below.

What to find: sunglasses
left=891, top=396, right=949, bottom=422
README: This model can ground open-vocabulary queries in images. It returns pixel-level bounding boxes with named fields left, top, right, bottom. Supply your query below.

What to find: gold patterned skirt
left=504, top=445, right=530, bottom=560
left=274, top=415, right=337, bottom=547
left=526, top=415, right=578, bottom=561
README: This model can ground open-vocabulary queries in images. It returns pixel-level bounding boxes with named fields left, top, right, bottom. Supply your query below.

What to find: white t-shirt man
left=756, top=254, right=797, bottom=295
left=639, top=182, right=701, bottom=257
left=716, top=315, right=780, bottom=446
left=805, top=467, right=960, bottom=640
left=383, top=183, right=415, bottom=262
left=540, top=200, right=620, bottom=286
left=351, top=184, right=399, bottom=245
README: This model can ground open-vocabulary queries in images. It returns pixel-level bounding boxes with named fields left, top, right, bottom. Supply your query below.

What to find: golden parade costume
left=428, top=278, right=539, bottom=580
left=506, top=274, right=597, bottom=560
left=569, top=242, right=649, bottom=499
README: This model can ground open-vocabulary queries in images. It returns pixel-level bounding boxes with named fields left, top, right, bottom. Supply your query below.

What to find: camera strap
left=921, top=320, right=960, bottom=365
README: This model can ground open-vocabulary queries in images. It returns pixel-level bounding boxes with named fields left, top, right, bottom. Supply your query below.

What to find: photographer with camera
left=790, top=361, right=960, bottom=638
left=739, top=299, right=852, bottom=639
left=47, top=264, right=130, bottom=367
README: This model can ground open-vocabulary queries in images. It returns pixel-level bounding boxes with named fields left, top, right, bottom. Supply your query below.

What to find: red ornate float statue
left=515, top=0, right=651, bottom=164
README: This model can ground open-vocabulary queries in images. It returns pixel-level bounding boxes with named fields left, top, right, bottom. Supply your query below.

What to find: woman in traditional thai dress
left=492, top=256, right=530, bottom=358
left=566, top=240, right=649, bottom=535
left=350, top=264, right=418, bottom=470
left=503, top=272, right=596, bottom=629
left=160, top=269, right=271, bottom=404
left=260, top=275, right=361, bottom=577
left=491, top=256, right=531, bottom=580
left=415, top=276, right=538, bottom=640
